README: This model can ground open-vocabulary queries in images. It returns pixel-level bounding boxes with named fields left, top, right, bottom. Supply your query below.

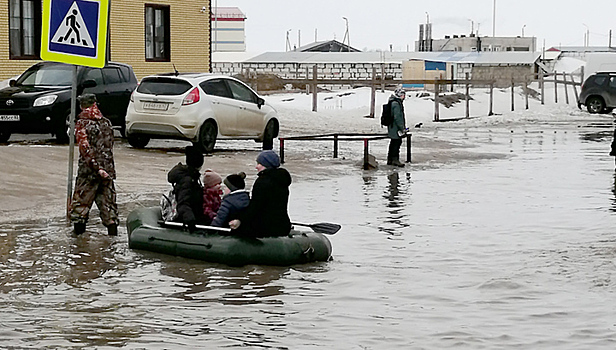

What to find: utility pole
left=492, top=0, right=496, bottom=37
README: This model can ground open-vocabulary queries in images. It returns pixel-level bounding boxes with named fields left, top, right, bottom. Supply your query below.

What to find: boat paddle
left=292, top=222, right=341, bottom=235
left=158, top=220, right=232, bottom=233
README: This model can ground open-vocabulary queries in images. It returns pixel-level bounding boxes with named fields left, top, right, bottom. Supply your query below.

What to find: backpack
left=160, top=186, right=178, bottom=222
left=380, top=100, right=394, bottom=126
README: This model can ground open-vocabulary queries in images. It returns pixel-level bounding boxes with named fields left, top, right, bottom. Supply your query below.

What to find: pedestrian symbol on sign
left=51, top=2, right=94, bottom=49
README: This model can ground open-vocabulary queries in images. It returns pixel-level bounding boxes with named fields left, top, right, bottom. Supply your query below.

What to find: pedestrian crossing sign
left=41, top=0, right=109, bottom=68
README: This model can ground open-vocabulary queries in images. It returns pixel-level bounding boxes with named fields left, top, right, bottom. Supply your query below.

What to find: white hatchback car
left=125, top=73, right=279, bottom=152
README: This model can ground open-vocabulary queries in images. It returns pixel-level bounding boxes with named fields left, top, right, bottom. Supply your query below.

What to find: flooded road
left=1, top=119, right=616, bottom=349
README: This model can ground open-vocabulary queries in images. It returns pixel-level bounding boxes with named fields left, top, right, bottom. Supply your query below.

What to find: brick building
left=1, top=0, right=211, bottom=80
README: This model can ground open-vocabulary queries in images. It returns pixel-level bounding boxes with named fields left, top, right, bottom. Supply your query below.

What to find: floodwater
left=2, top=120, right=616, bottom=349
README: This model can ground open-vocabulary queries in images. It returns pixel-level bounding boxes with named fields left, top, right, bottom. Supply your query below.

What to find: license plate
left=143, top=102, right=169, bottom=111
left=0, top=115, right=19, bottom=121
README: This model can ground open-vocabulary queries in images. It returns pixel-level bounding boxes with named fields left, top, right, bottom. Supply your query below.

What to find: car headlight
left=33, top=95, right=58, bottom=107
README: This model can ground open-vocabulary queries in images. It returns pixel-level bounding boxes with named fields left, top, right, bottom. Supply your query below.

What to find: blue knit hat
left=256, top=150, right=280, bottom=169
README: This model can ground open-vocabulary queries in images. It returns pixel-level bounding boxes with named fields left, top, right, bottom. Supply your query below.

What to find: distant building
left=295, top=40, right=360, bottom=53
left=418, top=34, right=536, bottom=52
left=211, top=7, right=246, bottom=52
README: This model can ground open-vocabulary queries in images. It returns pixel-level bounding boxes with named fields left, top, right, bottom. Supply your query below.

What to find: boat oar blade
left=293, top=222, right=341, bottom=235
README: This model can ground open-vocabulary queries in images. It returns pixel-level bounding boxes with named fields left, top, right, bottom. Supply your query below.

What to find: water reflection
left=158, top=260, right=289, bottom=305
left=611, top=173, right=616, bottom=213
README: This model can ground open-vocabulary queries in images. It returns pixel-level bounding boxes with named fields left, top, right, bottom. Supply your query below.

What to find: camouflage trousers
left=70, top=174, right=118, bottom=227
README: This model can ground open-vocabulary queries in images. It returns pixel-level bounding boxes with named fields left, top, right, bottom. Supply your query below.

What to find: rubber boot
left=386, top=155, right=393, bottom=165
left=391, top=158, right=405, bottom=167
left=107, top=224, right=118, bottom=236
left=74, top=222, right=86, bottom=235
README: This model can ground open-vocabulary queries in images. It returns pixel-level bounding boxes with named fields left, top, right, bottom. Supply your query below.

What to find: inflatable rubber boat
left=126, top=206, right=334, bottom=266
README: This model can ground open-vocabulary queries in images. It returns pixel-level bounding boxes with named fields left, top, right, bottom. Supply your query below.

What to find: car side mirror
left=81, top=79, right=97, bottom=89
left=9, top=79, right=16, bottom=87
left=257, top=97, right=265, bottom=109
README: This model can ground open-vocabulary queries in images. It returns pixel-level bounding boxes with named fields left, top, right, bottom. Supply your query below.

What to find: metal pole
left=280, top=138, right=285, bottom=163
left=564, top=72, right=570, bottom=104
left=511, top=77, right=515, bottom=112
left=406, top=133, right=411, bottom=163
left=465, top=72, right=470, bottom=118
left=540, top=70, right=545, bottom=105
left=66, top=65, right=78, bottom=221
left=492, top=0, right=496, bottom=37
left=333, top=134, right=338, bottom=158
left=370, top=66, right=376, bottom=118
left=434, top=80, right=440, bottom=122
left=554, top=71, right=558, bottom=104
left=489, top=81, right=494, bottom=116
left=312, top=65, right=317, bottom=112
left=363, top=139, right=369, bottom=170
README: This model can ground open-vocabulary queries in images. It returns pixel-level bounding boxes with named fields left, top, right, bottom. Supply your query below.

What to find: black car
left=578, top=71, right=616, bottom=114
left=0, top=61, right=137, bottom=143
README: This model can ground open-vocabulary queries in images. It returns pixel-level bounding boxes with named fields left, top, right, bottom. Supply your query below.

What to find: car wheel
left=0, top=131, right=11, bottom=143
left=262, top=120, right=278, bottom=150
left=127, top=134, right=150, bottom=148
left=586, top=97, right=605, bottom=114
left=197, top=120, right=217, bottom=153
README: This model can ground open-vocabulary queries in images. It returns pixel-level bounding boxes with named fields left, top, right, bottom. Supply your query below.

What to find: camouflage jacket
left=75, top=104, right=116, bottom=179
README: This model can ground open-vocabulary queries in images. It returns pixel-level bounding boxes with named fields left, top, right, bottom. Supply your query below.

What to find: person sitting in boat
left=211, top=172, right=250, bottom=228
left=202, top=169, right=223, bottom=225
left=232, top=150, right=292, bottom=237
left=167, top=145, right=207, bottom=232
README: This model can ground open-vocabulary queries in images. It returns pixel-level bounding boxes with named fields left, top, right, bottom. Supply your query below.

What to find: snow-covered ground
left=267, top=81, right=610, bottom=138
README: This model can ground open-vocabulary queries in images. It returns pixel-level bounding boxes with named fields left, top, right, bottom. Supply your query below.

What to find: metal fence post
left=280, top=138, right=285, bottom=163
left=406, top=133, right=411, bottom=163
left=363, top=138, right=369, bottom=170
left=333, top=134, right=339, bottom=158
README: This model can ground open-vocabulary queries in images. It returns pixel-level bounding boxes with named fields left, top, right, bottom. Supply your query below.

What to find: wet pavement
left=1, top=117, right=616, bottom=348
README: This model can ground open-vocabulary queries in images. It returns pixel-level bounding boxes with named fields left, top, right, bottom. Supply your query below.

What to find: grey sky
left=215, top=0, right=615, bottom=53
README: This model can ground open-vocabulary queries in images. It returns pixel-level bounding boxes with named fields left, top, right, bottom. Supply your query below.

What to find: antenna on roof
left=172, top=64, right=179, bottom=76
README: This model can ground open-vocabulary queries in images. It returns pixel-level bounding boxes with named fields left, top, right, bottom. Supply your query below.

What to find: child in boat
left=202, top=169, right=223, bottom=225
left=167, top=145, right=207, bottom=232
left=211, top=172, right=250, bottom=228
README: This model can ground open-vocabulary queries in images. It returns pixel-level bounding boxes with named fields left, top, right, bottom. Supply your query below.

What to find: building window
left=9, top=0, right=41, bottom=59
left=145, top=4, right=170, bottom=61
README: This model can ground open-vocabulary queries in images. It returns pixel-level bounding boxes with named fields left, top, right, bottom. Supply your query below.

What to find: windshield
left=137, top=77, right=193, bottom=95
left=16, top=65, right=74, bottom=87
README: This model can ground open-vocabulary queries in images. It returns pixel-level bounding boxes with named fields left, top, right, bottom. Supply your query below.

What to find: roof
left=547, top=46, right=616, bottom=53
left=242, top=51, right=541, bottom=65
left=212, top=7, right=246, bottom=20
left=295, top=40, right=361, bottom=53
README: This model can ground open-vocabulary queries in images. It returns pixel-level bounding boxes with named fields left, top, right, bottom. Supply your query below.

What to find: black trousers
left=387, top=138, right=402, bottom=161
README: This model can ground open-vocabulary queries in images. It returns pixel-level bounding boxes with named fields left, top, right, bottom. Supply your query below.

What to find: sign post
left=40, top=0, right=109, bottom=220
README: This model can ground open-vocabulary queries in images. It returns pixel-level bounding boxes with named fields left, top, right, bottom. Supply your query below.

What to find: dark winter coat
left=211, top=190, right=250, bottom=228
left=167, top=163, right=205, bottom=225
left=238, top=167, right=292, bottom=237
left=387, top=95, right=406, bottom=140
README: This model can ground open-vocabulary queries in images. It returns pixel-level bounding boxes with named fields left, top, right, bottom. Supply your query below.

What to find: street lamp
left=286, top=29, right=292, bottom=52
left=582, top=23, right=589, bottom=47
left=342, top=17, right=350, bottom=51
left=522, top=24, right=526, bottom=37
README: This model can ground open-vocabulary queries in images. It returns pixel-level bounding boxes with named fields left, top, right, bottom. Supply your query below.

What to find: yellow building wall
left=0, top=0, right=211, bottom=81
left=110, top=0, right=211, bottom=80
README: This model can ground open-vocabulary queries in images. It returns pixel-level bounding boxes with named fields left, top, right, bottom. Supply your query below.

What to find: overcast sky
left=215, top=0, right=616, bottom=53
